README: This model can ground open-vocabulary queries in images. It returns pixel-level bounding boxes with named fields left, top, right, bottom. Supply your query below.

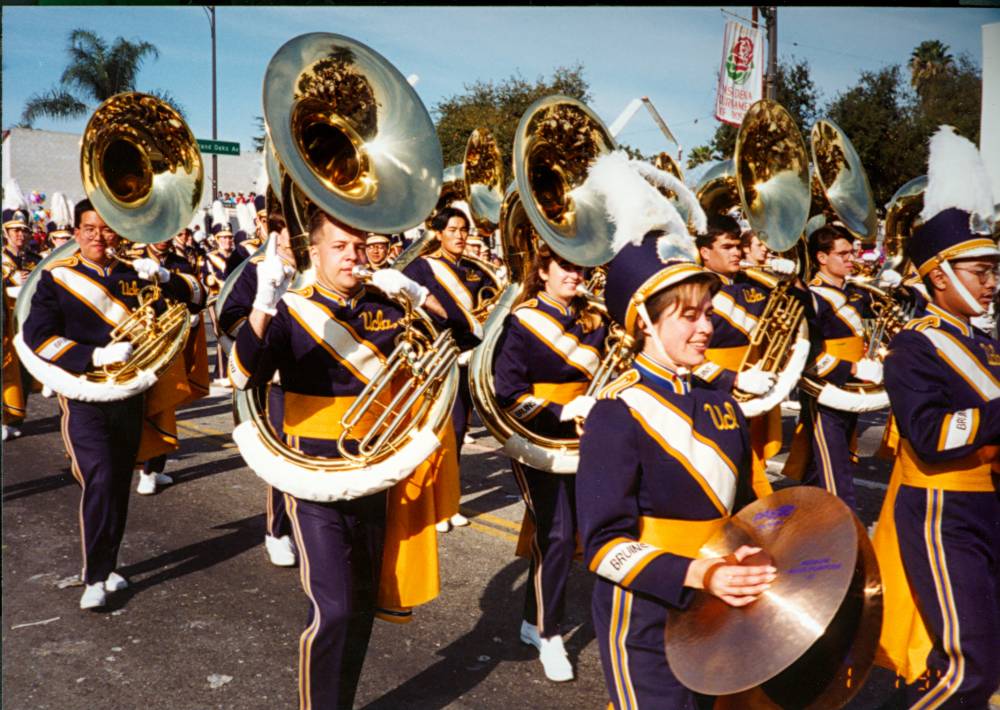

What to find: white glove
left=765, top=257, right=796, bottom=276
left=736, top=365, right=776, bottom=396
left=92, top=341, right=133, bottom=367
left=559, top=395, right=597, bottom=422
left=457, top=350, right=473, bottom=367
left=370, top=268, right=428, bottom=307
left=252, top=238, right=295, bottom=316
left=855, top=358, right=883, bottom=384
left=133, top=257, right=171, bottom=284
left=877, top=268, right=903, bottom=289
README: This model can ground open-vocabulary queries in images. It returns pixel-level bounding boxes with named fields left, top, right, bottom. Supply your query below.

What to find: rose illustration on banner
left=726, top=36, right=755, bottom=85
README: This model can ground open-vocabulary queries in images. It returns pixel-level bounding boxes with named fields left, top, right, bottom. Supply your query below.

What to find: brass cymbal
left=665, top=487, right=882, bottom=706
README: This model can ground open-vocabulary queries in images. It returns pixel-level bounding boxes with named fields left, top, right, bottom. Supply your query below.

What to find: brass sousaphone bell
left=468, top=95, right=631, bottom=474
left=13, top=92, right=201, bottom=401
left=230, top=32, right=459, bottom=503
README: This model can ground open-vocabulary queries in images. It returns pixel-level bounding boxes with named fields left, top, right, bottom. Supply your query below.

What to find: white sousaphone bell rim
left=262, top=32, right=443, bottom=235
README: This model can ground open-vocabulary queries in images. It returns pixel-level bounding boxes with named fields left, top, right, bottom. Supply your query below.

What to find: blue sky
left=3, top=5, right=998, bottom=172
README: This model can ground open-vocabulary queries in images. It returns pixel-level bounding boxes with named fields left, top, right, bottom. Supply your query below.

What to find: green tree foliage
left=687, top=58, right=820, bottom=168
left=21, top=29, right=181, bottom=125
left=433, top=65, right=591, bottom=175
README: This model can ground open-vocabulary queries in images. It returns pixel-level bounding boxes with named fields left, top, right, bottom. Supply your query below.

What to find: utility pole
left=204, top=6, right=218, bottom=202
left=760, top=6, right=778, bottom=100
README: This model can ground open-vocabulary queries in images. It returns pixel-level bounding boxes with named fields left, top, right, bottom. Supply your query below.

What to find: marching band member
left=218, top=212, right=299, bottom=567
left=577, top=226, right=776, bottom=709
left=131, top=237, right=208, bottom=495
left=364, top=233, right=391, bottom=270
left=202, top=224, right=235, bottom=385
left=41, top=192, right=74, bottom=258
left=693, top=214, right=798, bottom=497
left=872, top=126, right=1000, bottom=709
left=740, top=227, right=770, bottom=268
left=493, top=244, right=607, bottom=682
left=20, top=199, right=203, bottom=609
left=402, top=205, right=490, bottom=532
left=230, top=208, right=446, bottom=709
left=784, top=223, right=883, bottom=511
left=3, top=180, right=40, bottom=440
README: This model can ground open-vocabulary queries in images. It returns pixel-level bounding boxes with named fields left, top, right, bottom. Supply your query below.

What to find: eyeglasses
left=79, top=225, right=117, bottom=239
left=952, top=265, right=1000, bottom=285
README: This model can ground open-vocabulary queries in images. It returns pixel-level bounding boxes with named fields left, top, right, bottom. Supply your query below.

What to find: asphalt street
left=3, top=383, right=999, bottom=709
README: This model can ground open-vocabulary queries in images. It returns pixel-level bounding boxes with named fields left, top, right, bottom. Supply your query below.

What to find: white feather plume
left=49, top=192, right=73, bottom=228
left=629, top=159, right=708, bottom=235
left=579, top=150, right=689, bottom=255
left=236, top=201, right=255, bottom=234
left=921, top=125, right=995, bottom=223
left=254, top=155, right=269, bottom=194
left=211, top=200, right=228, bottom=231
left=3, top=179, right=27, bottom=211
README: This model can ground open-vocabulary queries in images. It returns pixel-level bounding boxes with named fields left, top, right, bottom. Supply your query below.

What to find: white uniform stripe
left=619, top=388, right=737, bottom=512
left=427, top=258, right=473, bottom=311
left=942, top=408, right=976, bottom=450
left=811, top=285, right=865, bottom=334
left=921, top=328, right=1000, bottom=400
left=594, top=540, right=661, bottom=584
left=283, top=292, right=384, bottom=383
left=50, top=267, right=130, bottom=326
left=514, top=309, right=601, bottom=377
left=712, top=290, right=758, bottom=335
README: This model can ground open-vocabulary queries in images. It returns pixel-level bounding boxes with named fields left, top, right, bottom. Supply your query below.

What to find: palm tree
left=686, top=145, right=717, bottom=170
left=908, top=40, right=954, bottom=96
left=21, top=29, right=182, bottom=125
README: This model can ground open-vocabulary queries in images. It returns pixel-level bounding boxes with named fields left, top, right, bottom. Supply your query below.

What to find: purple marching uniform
left=577, top=353, right=756, bottom=709
left=695, top=271, right=772, bottom=390
left=403, top=250, right=487, bottom=449
left=201, top=249, right=229, bottom=380
left=217, top=252, right=291, bottom=545
left=493, top=291, right=607, bottom=639
left=877, top=304, right=1000, bottom=708
left=229, top=282, right=408, bottom=710
left=793, top=272, right=876, bottom=510
left=21, top=252, right=202, bottom=585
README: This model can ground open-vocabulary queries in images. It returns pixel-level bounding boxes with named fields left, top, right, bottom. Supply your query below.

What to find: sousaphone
left=468, top=95, right=628, bottom=473
left=13, top=92, right=201, bottom=401
left=231, top=32, right=458, bottom=502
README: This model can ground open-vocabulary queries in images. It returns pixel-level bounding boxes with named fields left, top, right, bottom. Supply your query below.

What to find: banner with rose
left=715, top=20, right=764, bottom=126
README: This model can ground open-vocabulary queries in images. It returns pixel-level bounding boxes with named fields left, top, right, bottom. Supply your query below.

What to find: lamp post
left=203, top=5, right=218, bottom=202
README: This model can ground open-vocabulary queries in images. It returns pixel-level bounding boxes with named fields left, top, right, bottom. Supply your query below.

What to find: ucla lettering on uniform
left=744, top=288, right=765, bottom=304
left=704, top=401, right=739, bottom=431
left=119, top=280, right=141, bottom=298
left=360, top=309, right=400, bottom=332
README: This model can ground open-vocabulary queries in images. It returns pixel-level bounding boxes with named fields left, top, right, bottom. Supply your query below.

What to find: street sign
left=197, top=139, right=240, bottom=155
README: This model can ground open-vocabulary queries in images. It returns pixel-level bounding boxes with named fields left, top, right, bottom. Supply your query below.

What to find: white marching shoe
left=80, top=583, right=107, bottom=610
left=136, top=472, right=173, bottom=495
left=265, top=535, right=296, bottom=567
left=538, top=635, right=574, bottom=682
left=3, top=425, right=22, bottom=441
left=449, top=512, right=470, bottom=528
left=104, top=571, right=129, bottom=592
left=435, top=519, right=452, bottom=533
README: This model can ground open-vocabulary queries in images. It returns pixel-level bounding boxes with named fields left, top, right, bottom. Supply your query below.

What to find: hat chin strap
left=940, top=260, right=985, bottom=316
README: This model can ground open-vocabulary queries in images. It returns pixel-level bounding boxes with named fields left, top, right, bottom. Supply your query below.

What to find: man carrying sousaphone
left=229, top=208, right=451, bottom=709
left=19, top=199, right=204, bottom=610
left=872, top=126, right=1000, bottom=708
left=574, top=152, right=777, bottom=709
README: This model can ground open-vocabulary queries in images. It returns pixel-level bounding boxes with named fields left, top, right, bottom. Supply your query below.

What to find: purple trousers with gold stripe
left=266, top=385, right=290, bottom=538
left=285, top=491, right=386, bottom=710
left=895, top=485, right=1000, bottom=709
left=58, top=395, right=144, bottom=585
left=593, top=579, right=706, bottom=710
left=798, top=393, right=859, bottom=512
left=511, top=460, right=576, bottom=638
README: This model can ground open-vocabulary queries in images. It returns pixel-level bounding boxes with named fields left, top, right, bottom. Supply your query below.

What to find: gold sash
left=532, top=381, right=589, bottom=406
